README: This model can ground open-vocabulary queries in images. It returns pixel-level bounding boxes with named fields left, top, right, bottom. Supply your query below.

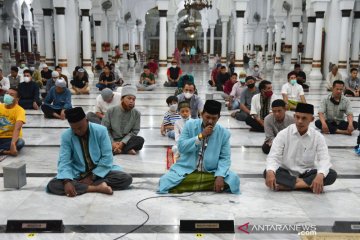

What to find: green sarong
left=169, top=171, right=228, bottom=194
left=288, top=99, right=299, bottom=110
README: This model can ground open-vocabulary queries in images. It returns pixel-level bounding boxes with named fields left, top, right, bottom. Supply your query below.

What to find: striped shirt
left=163, top=111, right=181, bottom=126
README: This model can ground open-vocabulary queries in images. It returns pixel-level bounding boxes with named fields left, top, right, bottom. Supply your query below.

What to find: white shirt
left=94, top=92, right=122, bottom=114
left=266, top=124, right=332, bottom=177
left=250, top=93, right=278, bottom=116
left=0, top=77, right=10, bottom=91
left=174, top=118, right=188, bottom=142
left=230, top=82, right=245, bottom=100
left=281, top=82, right=304, bottom=101
left=326, top=71, right=342, bottom=89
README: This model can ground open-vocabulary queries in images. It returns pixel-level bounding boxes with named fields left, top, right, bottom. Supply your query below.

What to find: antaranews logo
left=237, top=222, right=317, bottom=235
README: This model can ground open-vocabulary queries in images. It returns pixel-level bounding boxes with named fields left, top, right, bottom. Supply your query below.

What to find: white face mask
left=171, top=65, right=177, bottom=68
left=254, top=68, right=259, bottom=71
left=184, top=92, right=193, bottom=99
left=169, top=104, right=178, bottom=112
left=23, top=77, right=31, bottom=83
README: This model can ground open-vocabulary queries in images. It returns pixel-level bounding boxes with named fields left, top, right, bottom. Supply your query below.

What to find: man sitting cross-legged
left=47, top=107, right=132, bottom=197
left=102, top=85, right=144, bottom=155
left=158, top=100, right=240, bottom=194
left=315, top=80, right=358, bottom=135
left=264, top=103, right=337, bottom=194
left=262, top=99, right=294, bottom=154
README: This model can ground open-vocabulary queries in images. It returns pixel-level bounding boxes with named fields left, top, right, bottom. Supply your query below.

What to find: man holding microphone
left=158, top=100, right=240, bottom=194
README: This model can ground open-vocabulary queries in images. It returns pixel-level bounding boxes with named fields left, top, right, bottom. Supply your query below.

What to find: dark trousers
left=0, top=138, right=25, bottom=152
left=19, top=99, right=42, bottom=110
left=245, top=116, right=264, bottom=132
left=41, top=105, right=62, bottom=118
left=115, top=136, right=145, bottom=154
left=262, top=142, right=271, bottom=154
left=263, top=167, right=337, bottom=189
left=46, top=171, right=133, bottom=196
left=315, top=119, right=358, bottom=134
left=345, top=89, right=356, bottom=97
left=96, top=83, right=115, bottom=91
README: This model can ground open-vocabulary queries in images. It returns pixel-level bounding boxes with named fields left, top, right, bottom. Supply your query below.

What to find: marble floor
left=0, top=63, right=360, bottom=240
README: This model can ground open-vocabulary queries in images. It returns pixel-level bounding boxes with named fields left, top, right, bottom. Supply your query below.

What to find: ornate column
left=274, top=19, right=283, bottom=70
left=220, top=16, right=229, bottom=64
left=158, top=10, right=168, bottom=71
left=208, top=24, right=215, bottom=68
left=43, top=9, right=54, bottom=67
left=16, top=26, right=21, bottom=53
left=9, top=24, right=15, bottom=60
left=24, top=25, right=32, bottom=52
left=290, top=22, right=300, bottom=66
left=309, top=11, right=326, bottom=80
left=54, top=5, right=69, bottom=76
left=167, top=17, right=175, bottom=65
left=138, top=26, right=145, bottom=53
left=303, top=16, right=316, bottom=73
left=235, top=10, right=245, bottom=73
left=203, top=27, right=208, bottom=59
left=94, top=20, right=102, bottom=63
left=118, top=22, right=125, bottom=63
left=338, top=8, right=353, bottom=78
left=266, top=24, right=274, bottom=69
left=80, top=9, right=93, bottom=79
left=33, top=12, right=45, bottom=63
left=350, top=11, right=360, bottom=69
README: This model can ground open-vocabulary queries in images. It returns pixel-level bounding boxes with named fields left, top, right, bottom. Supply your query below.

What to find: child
left=161, top=96, right=181, bottom=139
left=172, top=101, right=191, bottom=157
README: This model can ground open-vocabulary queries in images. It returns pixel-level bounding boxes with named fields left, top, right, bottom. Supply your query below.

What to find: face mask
left=184, top=92, right=193, bottom=99
left=169, top=104, right=178, bottom=112
left=290, top=79, right=297, bottom=85
left=264, top=91, right=273, bottom=98
left=182, top=116, right=190, bottom=121
left=247, top=83, right=255, bottom=89
left=3, top=94, right=14, bottom=105
left=254, top=68, right=259, bottom=71
left=20, top=64, right=25, bottom=68
left=171, top=65, right=177, bottom=68
left=23, top=77, right=30, bottom=83
left=240, top=78, right=246, bottom=83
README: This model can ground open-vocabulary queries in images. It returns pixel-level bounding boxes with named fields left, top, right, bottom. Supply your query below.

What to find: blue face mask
left=3, top=94, right=14, bottom=105
left=290, top=79, right=297, bottom=85
left=239, top=78, right=246, bottom=83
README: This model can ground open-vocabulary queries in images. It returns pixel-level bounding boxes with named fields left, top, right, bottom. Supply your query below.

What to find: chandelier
left=184, top=0, right=213, bottom=11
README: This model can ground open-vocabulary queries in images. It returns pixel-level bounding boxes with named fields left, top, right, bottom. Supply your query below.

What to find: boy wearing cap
left=87, top=88, right=122, bottom=124
left=265, top=103, right=337, bottom=194
left=40, top=64, right=52, bottom=85
left=158, top=100, right=240, bottom=194
left=41, top=79, right=72, bottom=120
left=47, top=107, right=132, bottom=197
left=102, top=85, right=144, bottom=155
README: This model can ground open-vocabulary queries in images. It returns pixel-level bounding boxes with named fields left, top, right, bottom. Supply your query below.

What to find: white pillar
left=266, top=25, right=274, bottom=69
left=350, top=11, right=360, bottom=69
left=34, top=14, right=45, bottom=63
left=54, top=7, right=69, bottom=76
left=203, top=27, right=208, bottom=54
left=9, top=25, right=15, bottom=60
left=80, top=9, right=93, bottom=79
left=338, top=9, right=352, bottom=78
left=261, top=25, right=267, bottom=60
left=309, top=11, right=325, bottom=80
left=290, top=22, right=299, bottom=66
left=235, top=10, right=245, bottom=73
left=118, top=23, right=125, bottom=63
left=208, top=24, right=215, bottom=68
left=43, top=9, right=54, bottom=67
left=274, top=21, right=283, bottom=70
left=159, top=10, right=167, bottom=72
left=16, top=27, right=21, bottom=53
left=220, top=16, right=229, bottom=64
left=167, top=19, right=174, bottom=65
left=26, top=28, right=32, bottom=52
left=303, top=16, right=316, bottom=73
left=139, top=27, right=144, bottom=52
left=94, top=21, right=102, bottom=62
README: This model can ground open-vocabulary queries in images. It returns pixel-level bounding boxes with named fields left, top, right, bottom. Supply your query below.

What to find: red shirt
left=223, top=80, right=236, bottom=95
left=211, top=69, right=219, bottom=81
left=147, top=62, right=158, bottom=74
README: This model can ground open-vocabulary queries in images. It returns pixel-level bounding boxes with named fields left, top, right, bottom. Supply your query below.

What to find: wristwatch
left=198, top=133, right=203, bottom=140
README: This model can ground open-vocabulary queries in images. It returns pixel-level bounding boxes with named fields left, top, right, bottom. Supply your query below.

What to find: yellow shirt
left=0, top=103, right=26, bottom=138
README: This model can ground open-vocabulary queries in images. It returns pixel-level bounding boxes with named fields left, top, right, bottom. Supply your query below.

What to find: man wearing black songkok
left=158, top=100, right=240, bottom=194
left=47, top=107, right=132, bottom=197
left=264, top=103, right=337, bottom=194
